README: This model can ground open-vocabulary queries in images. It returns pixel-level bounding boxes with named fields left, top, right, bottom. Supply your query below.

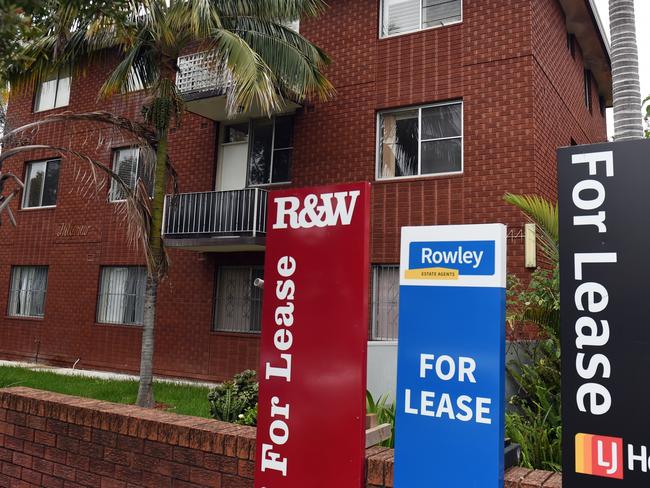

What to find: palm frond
left=504, top=193, right=558, bottom=264
left=223, top=16, right=334, bottom=103
left=207, top=28, right=280, bottom=116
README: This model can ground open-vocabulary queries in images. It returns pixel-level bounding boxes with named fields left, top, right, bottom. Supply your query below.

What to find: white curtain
left=9, top=267, right=48, bottom=317
left=98, top=268, right=128, bottom=324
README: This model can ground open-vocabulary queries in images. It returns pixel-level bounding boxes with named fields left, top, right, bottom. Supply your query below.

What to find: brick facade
left=0, top=387, right=561, bottom=487
left=0, top=0, right=608, bottom=380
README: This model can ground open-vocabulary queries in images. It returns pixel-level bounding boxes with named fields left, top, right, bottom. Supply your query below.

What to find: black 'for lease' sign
left=559, top=140, right=650, bottom=486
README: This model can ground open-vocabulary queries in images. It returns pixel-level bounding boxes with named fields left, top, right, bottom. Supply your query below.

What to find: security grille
left=371, top=265, right=400, bottom=340
left=214, top=266, right=263, bottom=333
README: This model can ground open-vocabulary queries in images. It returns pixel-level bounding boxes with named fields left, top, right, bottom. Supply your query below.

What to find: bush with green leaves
left=208, top=370, right=258, bottom=426
left=506, top=268, right=561, bottom=471
left=503, top=193, right=561, bottom=472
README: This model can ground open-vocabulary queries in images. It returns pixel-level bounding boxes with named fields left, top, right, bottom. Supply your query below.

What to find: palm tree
left=609, top=0, right=644, bottom=140
left=5, top=0, right=333, bottom=407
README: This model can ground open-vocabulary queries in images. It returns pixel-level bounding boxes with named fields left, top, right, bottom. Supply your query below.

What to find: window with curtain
left=214, top=266, right=263, bottom=333
left=381, top=0, right=462, bottom=37
left=8, top=266, right=48, bottom=318
left=378, top=101, right=463, bottom=179
left=248, top=116, right=293, bottom=185
left=34, top=68, right=71, bottom=112
left=371, top=265, right=400, bottom=340
left=22, top=159, right=61, bottom=208
left=109, top=147, right=153, bottom=201
left=97, top=267, right=146, bottom=325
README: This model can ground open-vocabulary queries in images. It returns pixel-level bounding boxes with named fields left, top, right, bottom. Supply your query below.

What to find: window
left=248, top=116, right=293, bottom=185
left=381, top=0, right=461, bottom=37
left=599, top=96, right=606, bottom=117
left=8, top=266, right=48, bottom=318
left=584, top=70, right=593, bottom=113
left=125, top=67, right=145, bottom=93
left=378, top=101, right=463, bottom=179
left=97, top=267, right=146, bottom=325
left=225, top=123, right=249, bottom=143
left=109, top=147, right=153, bottom=201
left=34, top=68, right=71, bottom=112
left=22, top=159, right=61, bottom=208
left=214, top=266, right=263, bottom=333
left=371, top=265, right=399, bottom=340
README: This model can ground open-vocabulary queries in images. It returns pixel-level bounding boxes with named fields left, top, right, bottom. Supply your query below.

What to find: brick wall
left=0, top=0, right=609, bottom=379
left=0, top=387, right=560, bottom=488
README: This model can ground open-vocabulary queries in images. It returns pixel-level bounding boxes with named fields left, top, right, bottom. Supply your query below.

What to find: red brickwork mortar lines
left=0, top=388, right=561, bottom=487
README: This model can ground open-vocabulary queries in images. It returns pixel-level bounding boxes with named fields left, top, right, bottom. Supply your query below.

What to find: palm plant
left=609, top=0, right=644, bottom=140
left=4, top=0, right=333, bottom=407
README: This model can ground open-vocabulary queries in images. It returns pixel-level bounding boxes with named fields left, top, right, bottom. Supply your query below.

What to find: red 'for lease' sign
left=254, top=182, right=370, bottom=488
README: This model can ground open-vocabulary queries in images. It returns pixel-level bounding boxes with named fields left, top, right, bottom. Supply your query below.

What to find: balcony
left=176, top=51, right=300, bottom=121
left=163, top=188, right=268, bottom=252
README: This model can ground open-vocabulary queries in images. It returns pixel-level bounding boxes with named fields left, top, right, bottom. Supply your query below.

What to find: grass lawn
left=0, top=366, right=212, bottom=418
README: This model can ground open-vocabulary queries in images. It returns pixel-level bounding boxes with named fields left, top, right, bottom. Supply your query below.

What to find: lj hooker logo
left=405, top=241, right=495, bottom=280
left=575, top=433, right=624, bottom=479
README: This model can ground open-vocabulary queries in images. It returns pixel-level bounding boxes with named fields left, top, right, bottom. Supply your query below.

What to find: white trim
left=21, top=159, right=61, bottom=209
left=376, top=100, right=464, bottom=180
left=379, top=0, right=463, bottom=39
left=19, top=205, right=56, bottom=211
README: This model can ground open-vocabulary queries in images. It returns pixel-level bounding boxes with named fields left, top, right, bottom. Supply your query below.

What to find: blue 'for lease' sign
left=394, top=224, right=506, bottom=487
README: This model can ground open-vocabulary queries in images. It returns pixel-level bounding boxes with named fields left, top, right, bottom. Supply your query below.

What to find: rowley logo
left=576, top=433, right=624, bottom=480
left=273, top=191, right=360, bottom=229
left=406, top=241, right=496, bottom=280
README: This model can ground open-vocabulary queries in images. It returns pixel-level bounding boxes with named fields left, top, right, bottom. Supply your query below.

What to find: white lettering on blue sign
left=395, top=224, right=506, bottom=487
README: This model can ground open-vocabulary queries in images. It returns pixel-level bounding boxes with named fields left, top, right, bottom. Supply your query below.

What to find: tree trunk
left=610, top=0, right=644, bottom=140
left=136, top=130, right=169, bottom=408
left=136, top=274, right=158, bottom=407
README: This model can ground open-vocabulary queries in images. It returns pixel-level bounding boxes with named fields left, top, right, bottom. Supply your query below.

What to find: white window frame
left=22, top=159, right=61, bottom=209
left=8, top=266, right=49, bottom=318
left=96, top=266, right=147, bottom=326
left=34, top=68, right=71, bottom=112
left=376, top=100, right=464, bottom=181
left=371, top=265, right=400, bottom=341
left=247, top=116, right=294, bottom=187
left=214, top=266, right=263, bottom=334
left=379, top=0, right=463, bottom=39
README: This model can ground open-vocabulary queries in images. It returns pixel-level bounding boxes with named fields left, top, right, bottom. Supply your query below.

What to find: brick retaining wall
left=0, top=388, right=560, bottom=487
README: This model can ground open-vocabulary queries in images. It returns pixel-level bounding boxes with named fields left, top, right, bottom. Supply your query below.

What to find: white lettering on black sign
left=570, top=151, right=617, bottom=416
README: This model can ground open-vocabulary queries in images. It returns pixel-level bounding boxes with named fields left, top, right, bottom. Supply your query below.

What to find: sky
left=592, top=0, right=650, bottom=138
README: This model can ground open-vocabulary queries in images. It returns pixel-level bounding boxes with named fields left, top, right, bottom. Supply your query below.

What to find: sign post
left=254, top=182, right=370, bottom=488
left=394, top=224, right=506, bottom=487
left=558, top=140, right=650, bottom=485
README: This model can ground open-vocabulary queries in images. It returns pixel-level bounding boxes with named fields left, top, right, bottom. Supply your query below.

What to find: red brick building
left=0, top=0, right=610, bottom=382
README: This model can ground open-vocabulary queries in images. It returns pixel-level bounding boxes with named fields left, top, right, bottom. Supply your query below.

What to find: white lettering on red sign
left=272, top=191, right=360, bottom=229
left=260, top=256, right=297, bottom=477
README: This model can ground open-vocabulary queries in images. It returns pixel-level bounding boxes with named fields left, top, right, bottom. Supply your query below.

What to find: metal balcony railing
left=176, top=50, right=232, bottom=95
left=163, top=188, right=268, bottom=238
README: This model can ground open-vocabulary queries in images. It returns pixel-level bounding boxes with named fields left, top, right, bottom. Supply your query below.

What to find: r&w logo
left=575, top=433, right=624, bottom=479
left=273, top=191, right=360, bottom=229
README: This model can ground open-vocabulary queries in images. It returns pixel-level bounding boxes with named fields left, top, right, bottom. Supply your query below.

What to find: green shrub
left=208, top=370, right=258, bottom=426
left=506, top=267, right=561, bottom=471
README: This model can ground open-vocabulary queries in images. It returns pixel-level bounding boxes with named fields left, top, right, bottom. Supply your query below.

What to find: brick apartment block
left=0, top=0, right=610, bottom=381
